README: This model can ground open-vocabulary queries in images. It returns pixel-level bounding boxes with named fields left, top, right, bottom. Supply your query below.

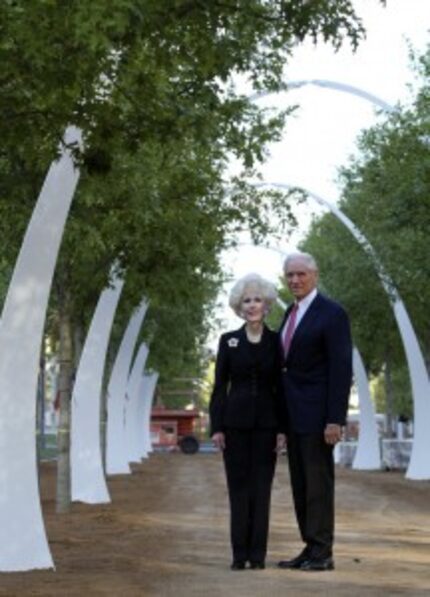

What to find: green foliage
left=0, top=0, right=371, bottom=401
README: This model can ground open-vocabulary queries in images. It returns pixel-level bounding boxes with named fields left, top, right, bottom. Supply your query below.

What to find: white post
left=125, top=343, right=149, bottom=463
left=71, top=275, right=124, bottom=503
left=106, top=300, right=148, bottom=474
left=0, top=127, right=81, bottom=571
left=352, top=348, right=381, bottom=469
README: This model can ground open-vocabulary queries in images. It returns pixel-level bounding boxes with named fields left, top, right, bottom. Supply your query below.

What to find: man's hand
left=324, top=423, right=342, bottom=446
left=276, top=433, right=287, bottom=453
left=212, top=432, right=226, bottom=451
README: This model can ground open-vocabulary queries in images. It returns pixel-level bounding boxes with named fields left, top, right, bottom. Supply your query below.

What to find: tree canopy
left=0, top=0, right=374, bottom=397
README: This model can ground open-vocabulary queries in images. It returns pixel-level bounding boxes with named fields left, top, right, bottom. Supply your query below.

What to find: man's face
left=284, top=258, right=318, bottom=301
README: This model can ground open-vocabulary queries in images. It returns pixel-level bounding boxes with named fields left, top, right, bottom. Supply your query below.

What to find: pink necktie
left=283, top=303, right=298, bottom=357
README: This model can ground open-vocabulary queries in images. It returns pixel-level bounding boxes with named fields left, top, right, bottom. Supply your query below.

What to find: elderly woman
left=210, top=273, right=286, bottom=571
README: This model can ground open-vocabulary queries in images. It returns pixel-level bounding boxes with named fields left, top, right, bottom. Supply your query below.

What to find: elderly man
left=278, top=252, right=352, bottom=572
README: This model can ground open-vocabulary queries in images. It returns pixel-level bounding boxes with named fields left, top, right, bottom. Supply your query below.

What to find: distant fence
left=336, top=440, right=413, bottom=470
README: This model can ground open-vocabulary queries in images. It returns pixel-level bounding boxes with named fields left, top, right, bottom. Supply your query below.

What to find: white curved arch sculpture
left=285, top=79, right=394, bottom=112
left=352, top=348, right=381, bottom=469
left=264, top=181, right=430, bottom=480
left=106, top=300, right=148, bottom=475
left=0, top=127, right=81, bottom=571
left=71, top=275, right=124, bottom=504
left=125, top=343, right=149, bottom=463
left=139, top=371, right=159, bottom=458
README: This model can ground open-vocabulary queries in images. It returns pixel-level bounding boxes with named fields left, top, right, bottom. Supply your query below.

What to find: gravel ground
left=1, top=453, right=429, bottom=596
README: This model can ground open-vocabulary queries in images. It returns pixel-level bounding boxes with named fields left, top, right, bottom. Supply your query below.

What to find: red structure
left=150, top=407, right=201, bottom=453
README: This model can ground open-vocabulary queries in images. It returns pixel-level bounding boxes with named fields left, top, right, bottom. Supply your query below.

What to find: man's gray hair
left=283, top=251, right=319, bottom=273
left=229, top=273, right=278, bottom=318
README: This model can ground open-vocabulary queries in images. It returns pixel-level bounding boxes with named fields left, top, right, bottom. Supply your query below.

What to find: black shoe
left=231, top=560, right=246, bottom=570
left=250, top=561, right=265, bottom=570
left=299, top=556, right=334, bottom=571
left=278, top=547, right=310, bottom=569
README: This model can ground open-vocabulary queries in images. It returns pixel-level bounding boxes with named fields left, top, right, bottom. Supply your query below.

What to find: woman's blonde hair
left=229, top=273, right=278, bottom=318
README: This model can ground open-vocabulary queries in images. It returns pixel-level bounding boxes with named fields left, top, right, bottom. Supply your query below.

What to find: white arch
left=286, top=79, right=394, bottom=112
left=252, top=78, right=394, bottom=112
left=352, top=348, right=381, bottom=469
left=125, top=342, right=149, bottom=463
left=71, top=274, right=124, bottom=504
left=139, top=371, right=159, bottom=458
left=262, top=181, right=430, bottom=480
left=0, top=126, right=82, bottom=570
left=106, top=299, right=148, bottom=475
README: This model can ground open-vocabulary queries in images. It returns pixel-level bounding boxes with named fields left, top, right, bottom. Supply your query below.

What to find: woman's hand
left=276, top=433, right=287, bottom=454
left=212, top=432, right=226, bottom=451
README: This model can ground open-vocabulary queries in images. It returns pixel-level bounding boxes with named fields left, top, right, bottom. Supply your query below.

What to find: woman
left=210, top=273, right=286, bottom=570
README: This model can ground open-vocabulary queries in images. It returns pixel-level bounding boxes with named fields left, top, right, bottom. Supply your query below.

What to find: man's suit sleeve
left=325, top=306, right=353, bottom=425
left=209, top=335, right=229, bottom=435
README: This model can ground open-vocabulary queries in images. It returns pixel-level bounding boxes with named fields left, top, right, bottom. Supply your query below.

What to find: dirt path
left=1, top=454, right=429, bottom=596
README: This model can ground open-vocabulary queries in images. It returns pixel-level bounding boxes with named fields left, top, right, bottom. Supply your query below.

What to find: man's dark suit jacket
left=279, top=292, right=352, bottom=434
left=210, top=324, right=285, bottom=435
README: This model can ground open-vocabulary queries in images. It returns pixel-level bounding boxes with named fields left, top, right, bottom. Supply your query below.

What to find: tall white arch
left=262, top=181, right=430, bottom=480
left=0, top=127, right=82, bottom=570
left=352, top=348, right=381, bottom=470
left=285, top=79, right=394, bottom=112
left=139, top=371, right=159, bottom=458
left=106, top=299, right=148, bottom=475
left=71, top=274, right=124, bottom=504
left=125, top=342, right=149, bottom=463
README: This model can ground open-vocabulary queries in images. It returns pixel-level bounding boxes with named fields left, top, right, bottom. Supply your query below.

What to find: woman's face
left=241, top=287, right=266, bottom=323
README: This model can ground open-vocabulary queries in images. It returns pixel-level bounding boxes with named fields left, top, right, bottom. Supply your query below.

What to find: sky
left=213, top=0, right=430, bottom=339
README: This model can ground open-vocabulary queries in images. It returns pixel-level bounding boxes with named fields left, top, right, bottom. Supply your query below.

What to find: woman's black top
left=209, top=324, right=286, bottom=435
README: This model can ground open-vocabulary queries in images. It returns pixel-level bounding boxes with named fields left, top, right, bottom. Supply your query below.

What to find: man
left=278, top=252, right=352, bottom=572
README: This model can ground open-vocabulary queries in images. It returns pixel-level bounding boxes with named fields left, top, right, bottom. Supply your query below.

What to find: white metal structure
left=71, top=275, right=124, bottom=503
left=125, top=343, right=149, bottom=463
left=265, top=181, right=430, bottom=480
left=106, top=300, right=148, bottom=474
left=139, top=372, right=159, bottom=458
left=352, top=348, right=381, bottom=469
left=0, top=127, right=81, bottom=570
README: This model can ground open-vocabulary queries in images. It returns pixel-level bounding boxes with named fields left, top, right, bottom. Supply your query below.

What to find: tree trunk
left=36, top=344, right=46, bottom=476
left=100, top=346, right=114, bottom=471
left=56, top=293, right=74, bottom=513
left=425, top=333, right=430, bottom=377
left=384, top=353, right=395, bottom=438
left=73, top=321, right=84, bottom=372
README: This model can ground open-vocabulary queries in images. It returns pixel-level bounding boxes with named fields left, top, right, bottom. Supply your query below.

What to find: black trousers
left=287, top=432, right=334, bottom=556
left=223, top=428, right=277, bottom=563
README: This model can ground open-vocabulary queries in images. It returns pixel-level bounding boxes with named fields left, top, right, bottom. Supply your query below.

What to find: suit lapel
left=287, top=293, right=323, bottom=358
left=279, top=303, right=294, bottom=355
left=279, top=303, right=294, bottom=344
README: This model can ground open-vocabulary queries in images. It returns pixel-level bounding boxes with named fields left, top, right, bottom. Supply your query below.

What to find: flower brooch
left=227, top=337, right=239, bottom=348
